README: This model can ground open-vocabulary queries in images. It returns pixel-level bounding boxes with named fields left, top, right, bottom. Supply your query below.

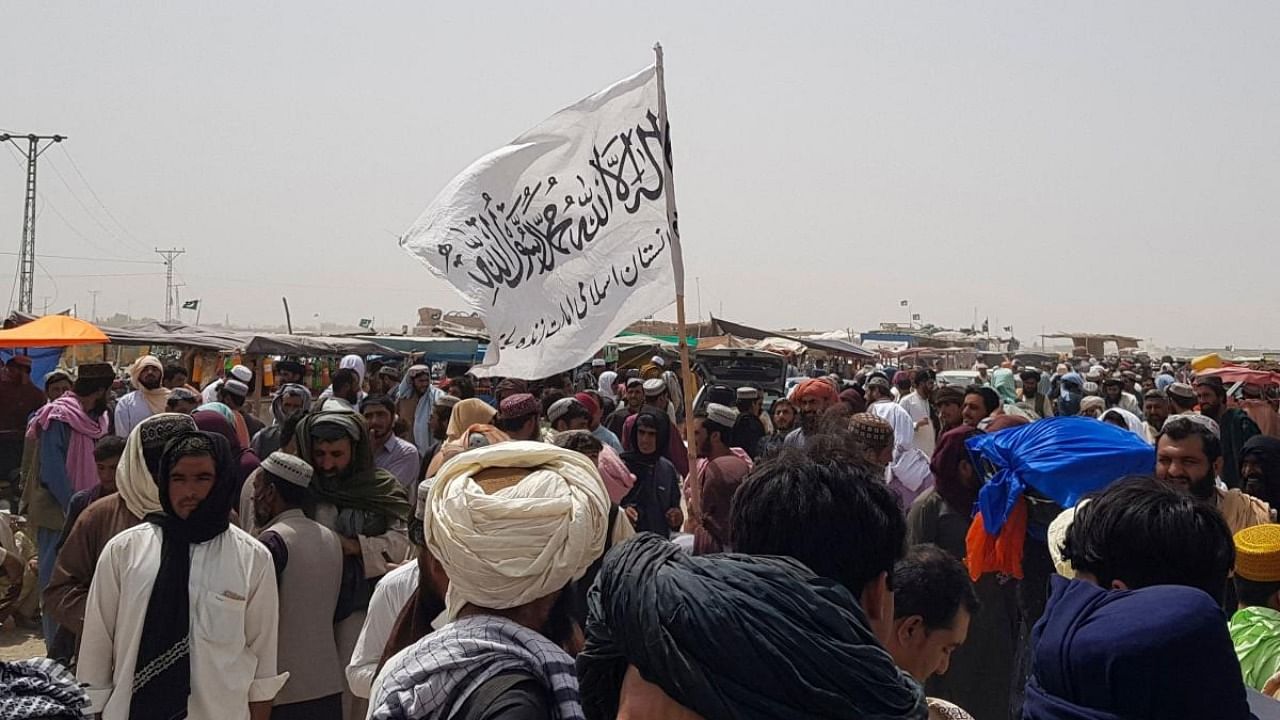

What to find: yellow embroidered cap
left=1234, top=524, right=1280, bottom=582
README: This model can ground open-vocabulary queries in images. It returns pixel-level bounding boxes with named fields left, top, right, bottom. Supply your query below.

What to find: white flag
left=401, top=65, right=678, bottom=379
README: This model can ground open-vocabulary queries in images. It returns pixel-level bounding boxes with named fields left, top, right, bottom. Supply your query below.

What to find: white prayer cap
left=706, top=403, right=740, bottom=428
left=591, top=358, right=606, bottom=368
left=437, top=394, right=461, bottom=409
left=223, top=379, right=249, bottom=397
left=642, top=379, right=667, bottom=397
left=427, top=441, right=608, bottom=620
left=736, top=386, right=760, bottom=400
left=230, top=364, right=253, bottom=383
left=650, top=355, right=666, bottom=367
left=547, top=397, right=577, bottom=424
left=260, top=451, right=313, bottom=488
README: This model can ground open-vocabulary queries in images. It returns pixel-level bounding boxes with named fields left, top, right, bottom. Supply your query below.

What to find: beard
left=140, top=376, right=162, bottom=390
left=1167, top=469, right=1217, bottom=501
left=542, top=584, right=578, bottom=650
left=799, top=410, right=821, bottom=433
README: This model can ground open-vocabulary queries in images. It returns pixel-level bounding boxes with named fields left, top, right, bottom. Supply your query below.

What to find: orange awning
left=0, top=315, right=109, bottom=348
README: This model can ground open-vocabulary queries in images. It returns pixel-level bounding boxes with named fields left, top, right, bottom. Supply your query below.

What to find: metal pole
left=1, top=133, right=66, bottom=313
left=155, top=248, right=186, bottom=322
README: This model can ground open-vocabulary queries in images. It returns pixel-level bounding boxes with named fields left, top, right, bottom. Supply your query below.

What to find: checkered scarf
left=370, top=615, right=585, bottom=720
left=0, top=658, right=89, bottom=719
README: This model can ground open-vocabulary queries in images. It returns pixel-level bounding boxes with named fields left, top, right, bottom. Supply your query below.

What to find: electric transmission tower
left=1, top=132, right=66, bottom=313
left=155, top=248, right=185, bottom=322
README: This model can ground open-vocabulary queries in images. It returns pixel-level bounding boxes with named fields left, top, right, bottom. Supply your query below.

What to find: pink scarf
left=596, top=445, right=636, bottom=504
left=26, top=394, right=110, bottom=494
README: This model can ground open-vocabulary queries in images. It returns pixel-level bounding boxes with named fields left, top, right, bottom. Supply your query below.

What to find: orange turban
left=793, top=378, right=838, bottom=403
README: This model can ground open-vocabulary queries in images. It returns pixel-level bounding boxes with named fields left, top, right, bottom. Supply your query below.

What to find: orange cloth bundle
left=965, top=497, right=1028, bottom=581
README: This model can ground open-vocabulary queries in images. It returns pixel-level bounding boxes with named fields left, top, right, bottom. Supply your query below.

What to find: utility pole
left=155, top=248, right=185, bottom=322
left=1, top=132, right=66, bottom=313
left=88, top=290, right=100, bottom=322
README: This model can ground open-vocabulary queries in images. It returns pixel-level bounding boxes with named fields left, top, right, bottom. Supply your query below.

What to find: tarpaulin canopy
left=0, top=315, right=109, bottom=348
left=1199, top=365, right=1280, bottom=387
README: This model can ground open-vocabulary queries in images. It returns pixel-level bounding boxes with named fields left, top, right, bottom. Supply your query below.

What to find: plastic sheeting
left=967, top=416, right=1156, bottom=535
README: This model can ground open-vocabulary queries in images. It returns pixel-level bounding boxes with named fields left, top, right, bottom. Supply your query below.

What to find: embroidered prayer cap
left=406, top=364, right=430, bottom=379
left=736, top=386, right=760, bottom=400
left=261, top=451, right=314, bottom=488
left=1234, top=524, right=1280, bottom=582
left=591, top=358, right=607, bottom=368
left=1167, top=383, right=1197, bottom=401
left=436, top=394, right=461, bottom=409
left=230, top=364, right=253, bottom=383
left=547, top=397, right=579, bottom=424
left=650, top=355, right=666, bottom=367
left=223, top=379, right=249, bottom=397
left=499, top=392, right=539, bottom=419
left=625, top=378, right=644, bottom=390
left=643, top=379, right=667, bottom=397
left=850, top=412, right=894, bottom=451
left=705, top=403, right=740, bottom=428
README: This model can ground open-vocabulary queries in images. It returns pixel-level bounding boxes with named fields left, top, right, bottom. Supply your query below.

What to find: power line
left=58, top=146, right=150, bottom=253
left=44, top=153, right=140, bottom=252
left=0, top=251, right=160, bottom=264
left=3, top=145, right=129, bottom=261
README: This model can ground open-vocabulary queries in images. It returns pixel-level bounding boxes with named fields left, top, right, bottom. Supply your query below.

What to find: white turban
left=427, top=441, right=609, bottom=620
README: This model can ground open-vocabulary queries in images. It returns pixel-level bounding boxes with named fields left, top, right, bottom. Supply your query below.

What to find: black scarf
left=130, top=430, right=236, bottom=720
left=578, top=533, right=927, bottom=720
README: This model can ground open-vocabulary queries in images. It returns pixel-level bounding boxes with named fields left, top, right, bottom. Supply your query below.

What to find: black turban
left=577, top=533, right=927, bottom=720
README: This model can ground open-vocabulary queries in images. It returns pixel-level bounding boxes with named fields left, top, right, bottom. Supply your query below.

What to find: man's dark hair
left=1194, top=376, right=1227, bottom=400
left=451, top=375, right=476, bottom=400
left=735, top=398, right=756, bottom=415
left=541, top=389, right=567, bottom=419
left=965, top=385, right=1000, bottom=415
left=730, top=442, right=906, bottom=595
left=1158, top=416, right=1223, bottom=464
left=496, top=413, right=536, bottom=433
left=697, top=411, right=735, bottom=448
left=913, top=369, right=934, bottom=386
left=893, top=544, right=980, bottom=630
left=1063, top=475, right=1234, bottom=602
left=163, top=364, right=188, bottom=383
left=332, top=368, right=359, bottom=396
left=552, top=430, right=603, bottom=458
left=552, top=399, right=592, bottom=430
left=1235, top=576, right=1280, bottom=608
left=94, top=435, right=127, bottom=462
left=1020, top=370, right=1042, bottom=383
left=263, top=471, right=310, bottom=508
left=359, top=395, right=396, bottom=415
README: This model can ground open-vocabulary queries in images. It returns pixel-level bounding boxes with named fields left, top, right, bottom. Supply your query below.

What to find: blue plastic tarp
left=968, top=416, right=1156, bottom=535
left=1, top=347, right=65, bottom=390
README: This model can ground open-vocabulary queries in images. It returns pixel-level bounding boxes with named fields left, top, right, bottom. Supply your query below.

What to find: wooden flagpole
left=654, top=42, right=701, bottom=523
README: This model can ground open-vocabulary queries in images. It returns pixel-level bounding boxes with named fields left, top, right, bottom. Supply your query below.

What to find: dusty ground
left=0, top=623, right=45, bottom=661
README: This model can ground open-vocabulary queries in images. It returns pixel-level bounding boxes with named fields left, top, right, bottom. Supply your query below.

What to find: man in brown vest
left=254, top=451, right=345, bottom=720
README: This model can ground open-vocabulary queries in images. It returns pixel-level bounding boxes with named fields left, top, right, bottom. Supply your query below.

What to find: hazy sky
left=3, top=3, right=1278, bottom=348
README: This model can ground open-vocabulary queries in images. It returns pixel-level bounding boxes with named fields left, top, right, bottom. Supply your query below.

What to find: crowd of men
left=3, top=349, right=1280, bottom=718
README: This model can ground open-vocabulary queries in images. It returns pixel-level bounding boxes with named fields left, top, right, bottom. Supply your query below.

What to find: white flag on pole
left=401, top=65, right=678, bottom=379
